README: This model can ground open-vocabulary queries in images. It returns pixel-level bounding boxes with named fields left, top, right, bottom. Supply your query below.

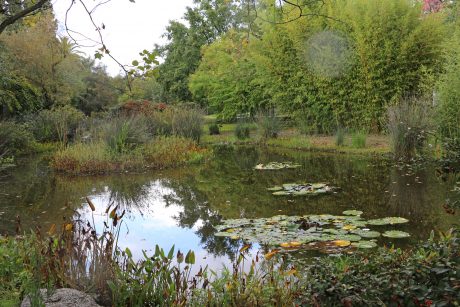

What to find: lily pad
left=343, top=210, right=363, bottom=216
left=382, top=230, right=410, bottom=238
left=333, top=240, right=351, bottom=247
left=351, top=241, right=378, bottom=249
left=350, top=229, right=381, bottom=238
left=255, top=162, right=301, bottom=170
left=214, top=213, right=410, bottom=253
left=269, top=182, right=337, bottom=196
left=336, top=234, right=362, bottom=242
left=367, top=217, right=409, bottom=225
left=272, top=191, right=291, bottom=196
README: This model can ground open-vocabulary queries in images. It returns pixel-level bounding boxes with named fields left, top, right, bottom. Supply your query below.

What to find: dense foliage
left=191, top=0, right=446, bottom=132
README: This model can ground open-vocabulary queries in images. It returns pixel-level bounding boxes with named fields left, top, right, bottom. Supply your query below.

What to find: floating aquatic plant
left=343, top=210, right=363, bottom=216
left=382, top=230, right=410, bottom=238
left=351, top=241, right=378, bottom=249
left=268, top=183, right=337, bottom=196
left=254, top=162, right=301, bottom=170
left=215, top=212, right=410, bottom=253
left=367, top=217, right=409, bottom=225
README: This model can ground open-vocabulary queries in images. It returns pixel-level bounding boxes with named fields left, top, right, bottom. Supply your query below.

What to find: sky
left=53, top=0, right=195, bottom=76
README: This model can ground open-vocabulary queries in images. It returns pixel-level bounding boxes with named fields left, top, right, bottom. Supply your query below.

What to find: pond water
left=0, top=145, right=458, bottom=269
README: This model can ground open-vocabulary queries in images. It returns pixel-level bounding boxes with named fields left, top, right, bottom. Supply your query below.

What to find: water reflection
left=0, top=146, right=458, bottom=269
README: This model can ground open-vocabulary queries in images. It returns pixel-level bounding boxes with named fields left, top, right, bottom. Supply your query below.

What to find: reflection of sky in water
left=78, top=180, right=235, bottom=271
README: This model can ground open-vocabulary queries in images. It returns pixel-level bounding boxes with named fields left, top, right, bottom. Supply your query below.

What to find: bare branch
left=64, top=0, right=133, bottom=91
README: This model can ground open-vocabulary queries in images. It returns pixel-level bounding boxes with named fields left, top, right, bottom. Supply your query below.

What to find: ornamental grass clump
left=235, top=122, right=250, bottom=140
left=387, top=97, right=433, bottom=161
left=351, top=131, right=367, bottom=148
left=257, top=113, right=281, bottom=139
left=335, top=127, right=345, bottom=146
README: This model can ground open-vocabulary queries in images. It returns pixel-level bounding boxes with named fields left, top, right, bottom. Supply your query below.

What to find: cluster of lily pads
left=268, top=183, right=336, bottom=196
left=254, top=162, right=301, bottom=170
left=215, top=211, right=410, bottom=252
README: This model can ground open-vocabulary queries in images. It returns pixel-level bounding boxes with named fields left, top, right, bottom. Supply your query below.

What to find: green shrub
left=335, top=127, right=345, bottom=146
left=235, top=122, right=250, bottom=140
left=387, top=97, right=432, bottom=160
left=299, top=229, right=459, bottom=306
left=257, top=113, right=281, bottom=139
left=351, top=131, right=367, bottom=148
left=208, top=123, right=220, bottom=135
left=0, top=121, right=35, bottom=156
left=29, top=105, right=85, bottom=145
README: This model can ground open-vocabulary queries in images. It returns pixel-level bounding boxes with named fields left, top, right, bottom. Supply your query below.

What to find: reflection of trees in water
left=162, top=179, right=240, bottom=261
left=387, top=168, right=430, bottom=219
left=105, top=176, right=153, bottom=216
left=385, top=165, right=457, bottom=237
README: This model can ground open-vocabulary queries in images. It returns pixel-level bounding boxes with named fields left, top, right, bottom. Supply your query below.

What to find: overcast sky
left=53, top=0, right=194, bottom=76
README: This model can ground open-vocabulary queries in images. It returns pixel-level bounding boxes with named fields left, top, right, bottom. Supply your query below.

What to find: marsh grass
left=335, top=127, right=345, bottom=146
left=235, top=122, right=250, bottom=140
left=257, top=113, right=281, bottom=139
left=103, top=117, right=150, bottom=154
left=52, top=142, right=143, bottom=174
left=267, top=136, right=311, bottom=149
left=388, top=97, right=433, bottom=161
left=143, top=137, right=207, bottom=169
left=351, top=131, right=367, bottom=148
left=52, top=137, right=207, bottom=175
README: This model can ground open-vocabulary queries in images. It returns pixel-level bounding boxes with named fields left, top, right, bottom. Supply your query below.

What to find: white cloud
left=53, top=0, right=194, bottom=75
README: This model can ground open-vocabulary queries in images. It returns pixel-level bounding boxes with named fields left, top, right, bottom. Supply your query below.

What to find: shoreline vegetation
left=203, top=120, right=391, bottom=155
left=0, top=209, right=458, bottom=306
left=52, top=137, right=208, bottom=175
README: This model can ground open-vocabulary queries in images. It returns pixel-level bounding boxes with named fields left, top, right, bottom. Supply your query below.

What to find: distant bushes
left=208, top=123, right=220, bottom=135
left=235, top=122, right=250, bottom=140
left=28, top=105, right=85, bottom=145
left=257, top=113, right=281, bottom=139
left=143, top=107, right=203, bottom=142
left=50, top=105, right=206, bottom=175
left=0, top=121, right=35, bottom=156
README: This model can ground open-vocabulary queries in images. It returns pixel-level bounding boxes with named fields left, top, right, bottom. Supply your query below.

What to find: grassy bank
left=0, top=210, right=458, bottom=306
left=202, top=119, right=391, bottom=155
left=52, top=137, right=207, bottom=175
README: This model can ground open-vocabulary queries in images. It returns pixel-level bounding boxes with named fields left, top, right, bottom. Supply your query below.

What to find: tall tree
left=155, top=0, right=243, bottom=103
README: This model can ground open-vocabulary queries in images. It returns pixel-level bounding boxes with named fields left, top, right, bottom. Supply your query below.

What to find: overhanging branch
left=0, top=0, right=50, bottom=34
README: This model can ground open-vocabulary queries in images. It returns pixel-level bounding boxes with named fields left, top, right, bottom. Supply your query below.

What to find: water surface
left=0, top=146, right=457, bottom=267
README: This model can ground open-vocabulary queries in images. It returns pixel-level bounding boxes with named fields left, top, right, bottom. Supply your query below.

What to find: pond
left=0, top=145, right=458, bottom=269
